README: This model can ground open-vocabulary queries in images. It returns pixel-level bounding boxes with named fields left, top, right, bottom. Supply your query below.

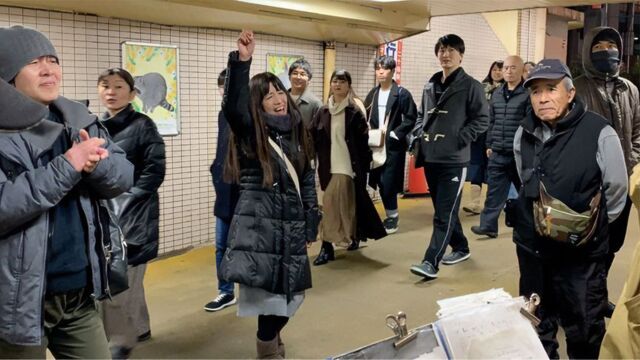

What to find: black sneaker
left=441, top=251, right=471, bottom=265
left=384, top=217, right=399, bottom=234
left=204, top=293, right=236, bottom=312
left=410, top=262, right=438, bottom=279
left=470, top=225, right=498, bottom=238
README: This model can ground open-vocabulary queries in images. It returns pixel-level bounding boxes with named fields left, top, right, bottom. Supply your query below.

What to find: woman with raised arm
left=219, top=30, right=318, bottom=359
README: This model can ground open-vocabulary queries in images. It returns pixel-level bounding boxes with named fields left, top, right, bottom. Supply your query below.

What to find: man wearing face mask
left=574, top=26, right=640, bottom=317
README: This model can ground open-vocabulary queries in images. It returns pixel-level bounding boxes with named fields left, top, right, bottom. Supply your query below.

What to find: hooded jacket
left=575, top=27, right=640, bottom=174
left=101, top=105, right=166, bottom=266
left=0, top=80, right=133, bottom=345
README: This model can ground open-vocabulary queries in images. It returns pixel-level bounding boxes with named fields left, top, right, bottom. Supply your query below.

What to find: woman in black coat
left=219, top=30, right=318, bottom=359
left=311, top=70, right=386, bottom=265
left=97, top=67, right=166, bottom=356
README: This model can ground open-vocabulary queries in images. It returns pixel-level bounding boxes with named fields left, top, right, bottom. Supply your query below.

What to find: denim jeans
left=215, top=217, right=234, bottom=295
left=478, top=152, right=521, bottom=232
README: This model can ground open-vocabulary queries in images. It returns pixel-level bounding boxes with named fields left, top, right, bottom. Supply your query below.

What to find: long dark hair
left=225, top=72, right=313, bottom=187
left=482, top=60, right=504, bottom=84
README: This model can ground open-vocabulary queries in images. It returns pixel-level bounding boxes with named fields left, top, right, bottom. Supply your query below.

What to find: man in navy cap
left=511, top=59, right=627, bottom=359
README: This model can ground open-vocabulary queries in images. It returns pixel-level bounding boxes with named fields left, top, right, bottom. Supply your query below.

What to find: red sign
left=378, top=40, right=403, bottom=84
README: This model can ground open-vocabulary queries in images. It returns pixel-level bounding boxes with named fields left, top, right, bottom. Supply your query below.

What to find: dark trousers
left=379, top=179, right=398, bottom=212
left=478, top=152, right=521, bottom=232
left=215, top=217, right=234, bottom=295
left=606, top=196, right=632, bottom=272
left=516, top=247, right=607, bottom=359
left=0, top=288, right=110, bottom=359
left=422, top=164, right=469, bottom=270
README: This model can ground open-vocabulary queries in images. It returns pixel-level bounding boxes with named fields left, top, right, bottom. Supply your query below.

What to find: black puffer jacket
left=486, top=82, right=530, bottom=153
left=219, top=52, right=319, bottom=299
left=102, top=105, right=166, bottom=266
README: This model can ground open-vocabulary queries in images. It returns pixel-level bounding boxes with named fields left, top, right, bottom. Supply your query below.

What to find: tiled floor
left=133, top=192, right=637, bottom=358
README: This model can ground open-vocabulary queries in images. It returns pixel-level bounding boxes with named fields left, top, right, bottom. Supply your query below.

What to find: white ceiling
left=0, top=0, right=630, bottom=45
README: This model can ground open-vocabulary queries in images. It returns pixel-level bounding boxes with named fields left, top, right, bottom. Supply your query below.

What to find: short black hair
left=374, top=55, right=396, bottom=71
left=434, top=34, right=465, bottom=56
left=330, top=69, right=352, bottom=86
left=218, top=69, right=227, bottom=87
left=288, top=59, right=313, bottom=80
left=97, top=67, right=135, bottom=92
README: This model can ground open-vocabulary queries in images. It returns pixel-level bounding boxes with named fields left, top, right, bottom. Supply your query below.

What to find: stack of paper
left=433, top=289, right=548, bottom=359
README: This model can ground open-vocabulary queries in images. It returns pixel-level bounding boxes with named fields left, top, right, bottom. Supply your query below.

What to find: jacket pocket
left=8, top=232, right=25, bottom=275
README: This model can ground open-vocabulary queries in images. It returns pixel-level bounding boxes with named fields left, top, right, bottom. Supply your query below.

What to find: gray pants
left=102, top=264, right=150, bottom=349
left=0, top=288, right=111, bottom=359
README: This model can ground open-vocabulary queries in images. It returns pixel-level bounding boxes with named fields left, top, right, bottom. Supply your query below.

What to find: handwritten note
left=434, top=292, right=548, bottom=359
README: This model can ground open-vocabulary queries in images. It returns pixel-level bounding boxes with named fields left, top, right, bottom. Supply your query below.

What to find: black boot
left=313, top=241, right=335, bottom=266
left=347, top=238, right=361, bottom=251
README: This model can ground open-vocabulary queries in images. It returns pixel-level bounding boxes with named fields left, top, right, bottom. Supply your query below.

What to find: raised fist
left=237, top=30, right=255, bottom=62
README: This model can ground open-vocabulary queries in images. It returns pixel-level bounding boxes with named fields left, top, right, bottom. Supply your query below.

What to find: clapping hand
left=64, top=129, right=110, bottom=173
left=237, top=30, right=255, bottom=62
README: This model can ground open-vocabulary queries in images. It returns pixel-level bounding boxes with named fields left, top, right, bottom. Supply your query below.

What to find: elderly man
left=288, top=59, right=322, bottom=129
left=511, top=59, right=627, bottom=359
left=0, top=26, right=133, bottom=358
left=471, top=55, right=528, bottom=238
left=574, top=26, right=640, bottom=316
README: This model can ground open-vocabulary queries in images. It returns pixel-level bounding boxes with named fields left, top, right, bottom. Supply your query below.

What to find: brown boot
left=276, top=332, right=285, bottom=358
left=256, top=336, right=283, bottom=359
left=462, top=184, right=482, bottom=215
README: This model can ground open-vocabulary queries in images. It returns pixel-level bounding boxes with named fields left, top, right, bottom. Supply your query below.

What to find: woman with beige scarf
left=310, top=70, right=386, bottom=265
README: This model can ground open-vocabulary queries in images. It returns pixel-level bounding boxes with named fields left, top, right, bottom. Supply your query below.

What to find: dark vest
left=489, top=83, right=529, bottom=153
left=515, top=99, right=609, bottom=258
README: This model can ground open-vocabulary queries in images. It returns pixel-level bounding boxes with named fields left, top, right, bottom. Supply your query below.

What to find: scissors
left=385, top=311, right=408, bottom=337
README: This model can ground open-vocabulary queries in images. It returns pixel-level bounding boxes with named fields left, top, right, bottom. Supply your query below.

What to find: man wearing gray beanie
left=0, top=25, right=133, bottom=358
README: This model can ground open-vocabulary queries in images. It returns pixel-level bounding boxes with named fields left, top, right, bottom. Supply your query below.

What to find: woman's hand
left=237, top=30, right=255, bottom=62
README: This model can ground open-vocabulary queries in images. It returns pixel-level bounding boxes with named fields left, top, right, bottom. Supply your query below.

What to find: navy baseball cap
left=523, top=59, right=572, bottom=88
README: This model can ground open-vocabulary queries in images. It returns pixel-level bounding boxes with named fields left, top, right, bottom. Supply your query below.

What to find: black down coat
left=101, top=105, right=166, bottom=266
left=219, top=52, right=319, bottom=299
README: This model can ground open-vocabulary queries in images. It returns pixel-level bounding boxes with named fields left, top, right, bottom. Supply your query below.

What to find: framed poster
left=122, top=42, right=179, bottom=136
left=266, top=53, right=303, bottom=90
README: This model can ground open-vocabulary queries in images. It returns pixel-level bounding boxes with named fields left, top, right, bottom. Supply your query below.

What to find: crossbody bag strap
left=267, top=137, right=301, bottom=200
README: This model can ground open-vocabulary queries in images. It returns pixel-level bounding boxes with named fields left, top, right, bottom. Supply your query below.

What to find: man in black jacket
left=512, top=59, right=627, bottom=359
left=204, top=69, right=240, bottom=312
left=409, top=34, right=489, bottom=280
left=364, top=55, right=417, bottom=234
left=471, top=55, right=528, bottom=238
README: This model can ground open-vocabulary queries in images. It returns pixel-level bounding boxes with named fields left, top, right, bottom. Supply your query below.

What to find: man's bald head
left=503, top=55, right=524, bottom=87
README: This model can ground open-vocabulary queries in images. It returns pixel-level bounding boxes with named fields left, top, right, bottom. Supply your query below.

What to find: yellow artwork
left=266, top=54, right=303, bottom=90
left=122, top=42, right=179, bottom=136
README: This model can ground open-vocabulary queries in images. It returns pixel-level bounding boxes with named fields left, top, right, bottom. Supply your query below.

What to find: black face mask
left=591, top=49, right=620, bottom=75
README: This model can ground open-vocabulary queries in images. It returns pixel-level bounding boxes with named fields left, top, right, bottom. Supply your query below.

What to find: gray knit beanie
left=0, top=25, right=58, bottom=82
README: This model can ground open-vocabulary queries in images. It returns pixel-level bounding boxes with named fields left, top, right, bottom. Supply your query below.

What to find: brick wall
left=1, top=6, right=535, bottom=254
